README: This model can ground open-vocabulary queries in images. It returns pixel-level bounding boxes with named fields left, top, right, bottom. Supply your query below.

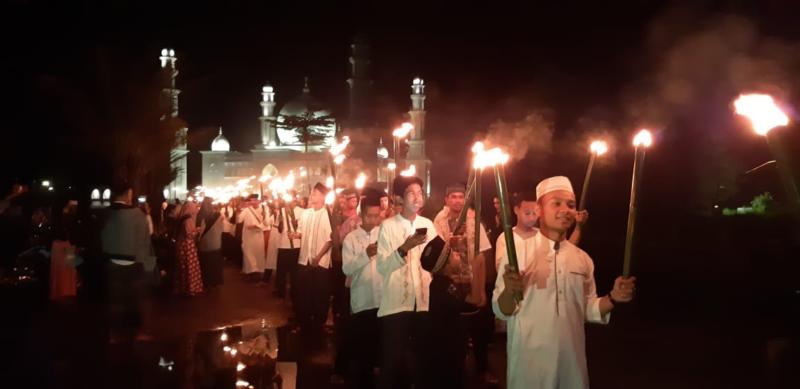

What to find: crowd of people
left=0, top=172, right=637, bottom=389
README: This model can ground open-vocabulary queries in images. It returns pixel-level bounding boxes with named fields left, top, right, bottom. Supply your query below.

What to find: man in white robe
left=493, top=176, right=636, bottom=389
left=375, top=176, right=437, bottom=389
left=240, top=197, right=270, bottom=275
left=292, top=183, right=333, bottom=336
left=341, top=196, right=383, bottom=388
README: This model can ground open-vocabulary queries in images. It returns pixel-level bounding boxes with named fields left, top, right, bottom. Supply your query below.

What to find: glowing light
left=259, top=175, right=271, bottom=183
left=393, top=124, right=413, bottom=138
left=236, top=380, right=250, bottom=387
left=41, top=180, right=51, bottom=187
left=220, top=332, right=228, bottom=342
left=169, top=49, right=175, bottom=57
left=633, top=129, right=653, bottom=147
left=590, top=140, right=609, bottom=155
left=102, top=189, right=111, bottom=201
left=262, top=85, right=274, bottom=93
left=300, top=170, right=308, bottom=177
left=472, top=142, right=510, bottom=169
left=325, top=190, right=336, bottom=205
left=230, top=348, right=238, bottom=356
left=400, top=164, right=417, bottom=177
left=162, top=189, right=169, bottom=199
left=325, top=176, right=334, bottom=188
left=161, top=48, right=168, bottom=56
left=91, top=189, right=100, bottom=200
left=223, top=346, right=231, bottom=352
left=330, top=136, right=351, bottom=157
left=387, top=162, right=397, bottom=170
left=237, top=362, right=246, bottom=372
left=734, top=93, right=790, bottom=136
left=355, top=172, right=367, bottom=189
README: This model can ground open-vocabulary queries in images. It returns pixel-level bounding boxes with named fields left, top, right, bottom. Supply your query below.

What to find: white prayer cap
left=536, top=176, right=574, bottom=200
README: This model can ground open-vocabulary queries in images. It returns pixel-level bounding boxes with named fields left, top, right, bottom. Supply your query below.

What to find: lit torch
left=392, top=123, right=413, bottom=178
left=622, top=129, right=653, bottom=278
left=733, top=93, right=800, bottom=211
left=578, top=140, right=608, bottom=211
left=329, top=135, right=350, bottom=180
left=399, top=164, right=416, bottom=177
left=471, top=142, right=486, bottom=256
left=475, top=144, right=520, bottom=300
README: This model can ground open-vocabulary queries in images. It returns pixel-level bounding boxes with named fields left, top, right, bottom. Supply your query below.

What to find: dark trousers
left=105, top=262, right=145, bottom=336
left=275, top=248, right=299, bottom=298
left=295, top=264, right=331, bottom=333
left=430, top=310, right=469, bottom=389
left=347, top=308, right=380, bottom=389
left=378, top=311, right=433, bottom=389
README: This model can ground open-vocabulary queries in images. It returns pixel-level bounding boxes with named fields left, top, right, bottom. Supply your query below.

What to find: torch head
left=633, top=129, right=653, bottom=148
left=590, top=140, right=609, bottom=155
left=734, top=93, right=789, bottom=136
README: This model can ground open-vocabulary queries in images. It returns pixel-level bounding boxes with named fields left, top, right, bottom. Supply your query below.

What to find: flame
left=330, top=136, right=351, bottom=156
left=236, top=362, right=246, bottom=372
left=258, top=174, right=271, bottom=183
left=284, top=171, right=295, bottom=189
left=734, top=93, right=789, bottom=135
left=325, top=176, right=334, bottom=188
left=399, top=164, right=417, bottom=176
left=325, top=190, right=336, bottom=205
left=590, top=140, right=609, bottom=155
left=220, top=332, right=228, bottom=342
left=333, top=154, right=346, bottom=165
left=633, top=129, right=653, bottom=147
left=235, top=380, right=250, bottom=387
left=472, top=142, right=510, bottom=169
left=355, top=172, right=367, bottom=189
left=300, top=170, right=308, bottom=177
left=387, top=162, right=397, bottom=170
left=393, top=124, right=413, bottom=138
left=282, top=193, right=293, bottom=202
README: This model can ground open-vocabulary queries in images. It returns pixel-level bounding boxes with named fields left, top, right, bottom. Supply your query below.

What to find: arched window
left=102, top=188, right=111, bottom=201
left=90, top=189, right=101, bottom=201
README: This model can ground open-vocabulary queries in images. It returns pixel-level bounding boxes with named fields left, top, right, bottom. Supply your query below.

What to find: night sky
left=4, top=0, right=800, bottom=212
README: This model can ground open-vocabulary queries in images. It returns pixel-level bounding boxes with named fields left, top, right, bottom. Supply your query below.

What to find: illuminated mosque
left=159, top=37, right=431, bottom=199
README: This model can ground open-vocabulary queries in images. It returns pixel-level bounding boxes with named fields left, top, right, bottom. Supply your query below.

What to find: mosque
left=159, top=37, right=431, bottom=199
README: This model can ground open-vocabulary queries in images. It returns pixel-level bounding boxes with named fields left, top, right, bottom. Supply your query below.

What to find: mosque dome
left=276, top=77, right=335, bottom=146
left=211, top=128, right=230, bottom=152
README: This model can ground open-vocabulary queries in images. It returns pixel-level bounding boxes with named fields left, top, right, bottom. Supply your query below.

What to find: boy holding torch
left=493, top=176, right=636, bottom=389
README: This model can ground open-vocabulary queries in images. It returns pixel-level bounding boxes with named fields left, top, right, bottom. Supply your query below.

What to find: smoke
left=483, top=110, right=555, bottom=162
left=623, top=7, right=800, bottom=126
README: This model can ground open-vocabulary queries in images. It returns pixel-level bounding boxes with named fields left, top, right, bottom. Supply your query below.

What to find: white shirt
left=376, top=213, right=437, bottom=317
left=297, top=207, right=332, bottom=268
left=493, top=231, right=609, bottom=389
left=494, top=227, right=539, bottom=271
left=342, top=226, right=382, bottom=314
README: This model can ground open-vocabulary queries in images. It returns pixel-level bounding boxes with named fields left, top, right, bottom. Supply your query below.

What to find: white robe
left=240, top=205, right=270, bottom=274
left=493, top=231, right=609, bottom=389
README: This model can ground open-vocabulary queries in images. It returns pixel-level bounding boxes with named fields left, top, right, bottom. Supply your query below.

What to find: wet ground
left=2, top=261, right=798, bottom=388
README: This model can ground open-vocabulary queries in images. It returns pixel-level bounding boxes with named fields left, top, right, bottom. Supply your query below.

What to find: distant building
left=168, top=38, right=431, bottom=197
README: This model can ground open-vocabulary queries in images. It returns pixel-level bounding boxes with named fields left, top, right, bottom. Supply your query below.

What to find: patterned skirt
left=175, top=237, right=204, bottom=296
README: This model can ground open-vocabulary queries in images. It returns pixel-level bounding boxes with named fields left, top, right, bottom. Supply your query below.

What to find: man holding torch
left=376, top=175, right=437, bottom=389
left=493, top=176, right=636, bottom=389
